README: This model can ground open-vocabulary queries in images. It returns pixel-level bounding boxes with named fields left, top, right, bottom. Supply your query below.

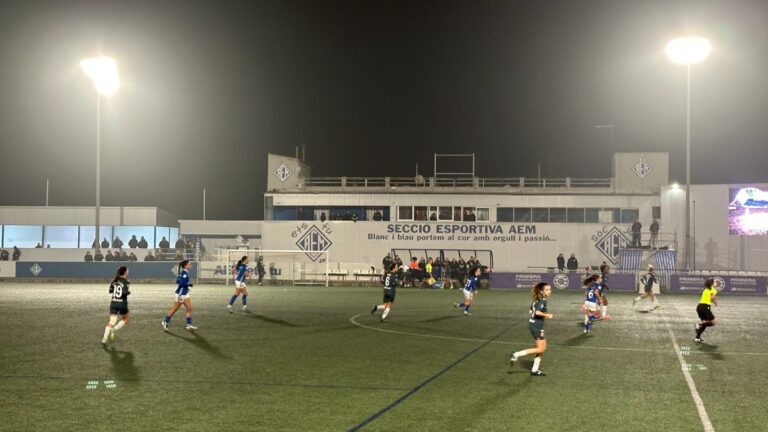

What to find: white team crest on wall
left=594, top=227, right=630, bottom=264
left=632, top=157, right=653, bottom=179
left=296, top=226, right=332, bottom=262
left=274, top=163, right=293, bottom=183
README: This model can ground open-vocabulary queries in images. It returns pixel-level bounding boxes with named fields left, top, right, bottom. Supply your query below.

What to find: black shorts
left=644, top=283, right=653, bottom=293
left=528, top=323, right=545, bottom=340
left=383, top=293, right=395, bottom=303
left=109, top=301, right=128, bottom=316
left=696, top=303, right=714, bottom=321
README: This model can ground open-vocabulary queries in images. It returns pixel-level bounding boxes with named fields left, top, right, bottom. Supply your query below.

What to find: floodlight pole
left=685, top=64, right=691, bottom=271
left=95, top=92, right=101, bottom=249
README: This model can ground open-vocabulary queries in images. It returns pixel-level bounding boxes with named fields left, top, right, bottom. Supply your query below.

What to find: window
left=398, top=206, right=413, bottom=221
left=79, top=226, right=114, bottom=248
left=3, top=225, right=43, bottom=248
left=567, top=208, right=584, bottom=223
left=533, top=208, right=549, bottom=222
left=43, top=226, right=78, bottom=248
left=453, top=207, right=462, bottom=221
left=113, top=226, right=156, bottom=248
left=170, top=228, right=179, bottom=246
left=585, top=208, right=600, bottom=223
left=652, top=206, right=661, bottom=219
left=549, top=208, right=566, bottom=223
left=414, top=206, right=428, bottom=221
left=514, top=208, right=532, bottom=222
left=438, top=207, right=453, bottom=221
left=475, top=208, right=490, bottom=222
left=497, top=208, right=514, bottom=222
left=620, top=209, right=639, bottom=224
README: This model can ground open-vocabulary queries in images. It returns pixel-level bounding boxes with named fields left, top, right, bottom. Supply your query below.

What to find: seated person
left=129, top=252, right=138, bottom=262
left=0, top=249, right=8, bottom=261
left=84, top=251, right=94, bottom=262
left=94, top=250, right=104, bottom=262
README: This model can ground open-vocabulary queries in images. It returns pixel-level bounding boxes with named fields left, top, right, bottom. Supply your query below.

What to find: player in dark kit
left=101, top=266, right=131, bottom=345
left=694, top=278, right=718, bottom=342
left=509, top=282, right=553, bottom=376
left=371, top=263, right=398, bottom=322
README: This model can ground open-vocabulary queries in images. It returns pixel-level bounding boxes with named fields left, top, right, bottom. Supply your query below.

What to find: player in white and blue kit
left=454, top=267, right=481, bottom=316
left=161, top=260, right=197, bottom=331
left=582, top=274, right=603, bottom=334
left=227, top=256, right=252, bottom=312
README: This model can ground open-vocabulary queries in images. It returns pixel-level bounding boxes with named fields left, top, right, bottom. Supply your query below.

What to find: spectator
left=650, top=219, right=660, bottom=249
left=320, top=212, right=326, bottom=222
left=101, top=237, right=110, bottom=249
left=600, top=261, right=610, bottom=289
left=120, top=251, right=130, bottom=261
left=408, top=257, right=422, bottom=286
left=465, top=210, right=476, bottom=222
left=144, top=251, right=156, bottom=262
left=631, top=220, right=642, bottom=248
left=429, top=213, right=437, bottom=221
left=105, top=250, right=114, bottom=262
left=92, top=239, right=99, bottom=249
left=175, top=236, right=185, bottom=250
left=94, top=249, right=104, bottom=262
left=158, top=236, right=170, bottom=250
left=84, top=251, right=94, bottom=262
left=566, top=253, right=578, bottom=272
left=129, top=252, right=138, bottom=262
left=173, top=250, right=183, bottom=261
left=112, top=251, right=121, bottom=261
left=12, top=246, right=21, bottom=261
left=0, top=249, right=8, bottom=261
left=35, top=242, right=43, bottom=248
left=137, top=236, right=148, bottom=248
left=343, top=211, right=352, bottom=221
left=128, top=235, right=138, bottom=248
left=373, top=211, right=383, bottom=221
left=46, top=244, right=51, bottom=248
left=556, top=253, right=565, bottom=272
left=113, top=236, right=124, bottom=249
left=382, top=254, right=393, bottom=274
left=351, top=213, right=358, bottom=223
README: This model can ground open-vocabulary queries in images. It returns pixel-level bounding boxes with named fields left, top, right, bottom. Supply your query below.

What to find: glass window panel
left=533, top=208, right=550, bottom=222
left=585, top=208, right=600, bottom=223
left=398, top=206, right=413, bottom=221
left=549, top=208, right=566, bottom=223
left=567, top=208, right=585, bottom=223
left=3, top=225, right=43, bottom=248
left=414, top=206, right=428, bottom=221
left=170, top=228, right=179, bottom=246
left=621, top=209, right=639, bottom=224
left=497, top=208, right=514, bottom=222
left=462, top=207, right=477, bottom=221
left=514, top=208, right=531, bottom=222
left=113, top=226, right=156, bottom=249
left=156, top=227, right=171, bottom=248
left=475, top=208, right=490, bottom=222
left=438, top=207, right=453, bottom=221
left=453, top=207, right=462, bottom=221
left=599, top=210, right=614, bottom=223
left=78, top=226, right=114, bottom=248
left=43, top=226, right=78, bottom=248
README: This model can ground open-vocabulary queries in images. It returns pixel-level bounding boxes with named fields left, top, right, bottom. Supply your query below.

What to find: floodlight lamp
left=671, top=183, right=680, bottom=191
left=665, top=37, right=711, bottom=65
left=80, top=56, right=120, bottom=96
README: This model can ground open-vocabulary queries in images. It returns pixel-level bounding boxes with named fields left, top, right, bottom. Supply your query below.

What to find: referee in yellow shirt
left=694, top=278, right=718, bottom=342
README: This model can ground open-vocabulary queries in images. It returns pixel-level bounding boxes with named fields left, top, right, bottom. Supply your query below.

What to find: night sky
left=2, top=0, right=768, bottom=220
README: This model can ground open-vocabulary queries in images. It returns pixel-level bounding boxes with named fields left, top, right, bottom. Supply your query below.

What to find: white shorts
left=235, top=280, right=247, bottom=289
left=463, top=289, right=474, bottom=301
left=174, top=293, right=191, bottom=303
left=584, top=301, right=598, bottom=312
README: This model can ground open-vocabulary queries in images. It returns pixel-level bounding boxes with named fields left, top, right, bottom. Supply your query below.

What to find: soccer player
left=633, top=265, right=661, bottom=310
left=227, top=255, right=251, bottom=312
left=694, top=278, right=718, bottom=342
left=371, top=263, right=398, bottom=322
left=101, top=266, right=131, bottom=345
left=583, top=274, right=603, bottom=333
left=256, top=255, right=265, bottom=286
left=161, top=260, right=197, bottom=331
left=510, top=282, right=554, bottom=376
left=454, top=267, right=481, bottom=316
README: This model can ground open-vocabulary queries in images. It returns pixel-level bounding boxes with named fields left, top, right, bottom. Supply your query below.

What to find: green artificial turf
left=0, top=282, right=765, bottom=431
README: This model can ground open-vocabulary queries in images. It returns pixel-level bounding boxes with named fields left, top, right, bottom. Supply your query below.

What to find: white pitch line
left=659, top=309, right=715, bottom=432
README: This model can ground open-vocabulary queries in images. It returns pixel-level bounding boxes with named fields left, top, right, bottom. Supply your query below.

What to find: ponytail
left=113, top=266, right=128, bottom=283
left=236, top=255, right=248, bottom=269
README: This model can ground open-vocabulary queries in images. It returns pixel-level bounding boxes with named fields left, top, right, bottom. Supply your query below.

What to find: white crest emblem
left=274, top=163, right=293, bottom=182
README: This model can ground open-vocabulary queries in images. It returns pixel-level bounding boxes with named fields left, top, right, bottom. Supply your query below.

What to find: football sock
left=186, top=317, right=193, bottom=325
left=242, top=295, right=248, bottom=305
left=163, top=315, right=171, bottom=323
left=229, top=295, right=238, bottom=305
left=513, top=349, right=530, bottom=358
left=382, top=307, right=390, bottom=319
left=113, top=320, right=126, bottom=331
left=376, top=305, right=385, bottom=310
left=532, top=355, right=541, bottom=372
left=458, top=303, right=465, bottom=308
left=102, top=327, right=111, bottom=341
left=464, top=305, right=470, bottom=313
left=634, top=296, right=641, bottom=302
left=601, top=305, right=607, bottom=317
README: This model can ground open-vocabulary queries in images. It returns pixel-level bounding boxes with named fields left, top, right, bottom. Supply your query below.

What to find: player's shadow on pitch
left=562, top=333, right=592, bottom=346
left=243, top=313, right=300, bottom=327
left=102, top=346, right=140, bottom=383
left=167, top=332, right=230, bottom=359
left=697, top=343, right=723, bottom=360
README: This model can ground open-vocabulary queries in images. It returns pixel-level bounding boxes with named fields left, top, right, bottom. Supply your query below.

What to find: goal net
left=221, top=249, right=330, bottom=286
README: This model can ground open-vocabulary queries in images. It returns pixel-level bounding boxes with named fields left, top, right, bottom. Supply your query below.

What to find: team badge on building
left=296, top=226, right=332, bottom=262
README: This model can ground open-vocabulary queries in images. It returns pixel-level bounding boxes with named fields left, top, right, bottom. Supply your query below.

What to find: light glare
left=665, top=37, right=711, bottom=65
left=80, top=57, right=120, bottom=96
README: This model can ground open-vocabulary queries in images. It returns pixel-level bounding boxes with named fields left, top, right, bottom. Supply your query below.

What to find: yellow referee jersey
left=699, top=287, right=717, bottom=305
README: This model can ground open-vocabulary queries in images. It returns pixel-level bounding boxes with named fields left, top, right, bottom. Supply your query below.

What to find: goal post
left=223, top=249, right=329, bottom=286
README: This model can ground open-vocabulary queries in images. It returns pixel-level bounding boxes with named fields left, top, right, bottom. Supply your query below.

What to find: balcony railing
left=296, top=176, right=613, bottom=191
